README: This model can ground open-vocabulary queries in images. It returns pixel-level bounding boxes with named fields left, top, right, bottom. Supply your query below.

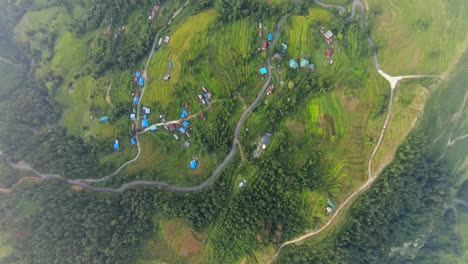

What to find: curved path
left=271, top=0, right=444, bottom=261
left=3, top=15, right=286, bottom=193
left=68, top=16, right=286, bottom=192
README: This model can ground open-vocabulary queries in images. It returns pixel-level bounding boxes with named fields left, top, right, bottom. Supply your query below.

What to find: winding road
left=269, top=0, right=444, bottom=261
left=2, top=14, right=287, bottom=193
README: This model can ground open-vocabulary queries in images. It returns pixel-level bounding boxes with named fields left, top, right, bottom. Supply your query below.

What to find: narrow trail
left=0, top=56, right=22, bottom=67
left=105, top=81, right=113, bottom=106
left=271, top=0, right=448, bottom=261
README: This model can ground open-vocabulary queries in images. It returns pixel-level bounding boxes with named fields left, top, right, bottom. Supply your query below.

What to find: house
left=261, top=133, right=271, bottom=149
left=239, top=179, right=247, bottom=188
left=181, top=109, right=188, bottom=118
left=326, top=48, right=333, bottom=59
left=143, top=107, right=151, bottom=114
left=131, top=123, right=136, bottom=131
left=100, top=116, right=109, bottom=122
left=189, top=159, right=198, bottom=169
left=289, top=59, right=298, bottom=69
left=164, top=36, right=170, bottom=44
left=169, top=123, right=176, bottom=131
left=185, top=131, right=191, bottom=137
left=202, top=86, right=208, bottom=93
left=258, top=29, right=263, bottom=37
left=281, top=43, right=288, bottom=52
left=262, top=40, right=268, bottom=50
left=267, top=33, right=273, bottom=41
left=309, top=64, right=315, bottom=72
left=327, top=199, right=336, bottom=209
left=113, top=139, right=119, bottom=150
left=130, top=137, right=137, bottom=145
left=142, top=119, right=149, bottom=128
left=138, top=77, right=145, bottom=86
left=179, top=127, right=186, bottom=134
left=149, top=125, right=157, bottom=131
left=183, top=141, right=191, bottom=148
left=259, top=22, right=263, bottom=29
left=133, top=97, right=139, bottom=103
left=182, top=120, right=190, bottom=127
left=129, top=113, right=136, bottom=119
left=259, top=67, right=268, bottom=75
left=163, top=74, right=171, bottom=80
left=324, top=30, right=334, bottom=44
left=168, top=61, right=173, bottom=67
left=173, top=134, right=179, bottom=140
left=158, top=37, right=163, bottom=46
left=300, top=58, right=310, bottom=68
left=267, top=86, right=274, bottom=95
left=135, top=71, right=141, bottom=77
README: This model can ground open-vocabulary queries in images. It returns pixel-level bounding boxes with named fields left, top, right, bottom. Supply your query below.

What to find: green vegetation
left=369, top=0, right=468, bottom=75
left=277, top=53, right=468, bottom=263
left=0, top=0, right=467, bottom=263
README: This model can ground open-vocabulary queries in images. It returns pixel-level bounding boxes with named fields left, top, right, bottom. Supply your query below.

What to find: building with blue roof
left=189, top=159, right=198, bottom=169
left=260, top=67, right=268, bottom=75
left=100, top=116, right=109, bottom=122
left=182, top=109, right=188, bottom=116
left=133, top=97, right=139, bottom=103
left=130, top=137, right=136, bottom=145
left=179, top=127, right=186, bottom=133
left=181, top=113, right=186, bottom=119
left=281, top=43, right=288, bottom=52
left=136, top=71, right=141, bottom=77
left=130, top=113, right=136, bottom=119
left=182, top=120, right=189, bottom=127
left=138, top=77, right=145, bottom=86
left=168, top=61, right=173, bottom=67
left=113, top=139, right=119, bottom=150
left=327, top=199, right=336, bottom=209
left=300, top=58, right=310, bottom=68
left=149, top=125, right=157, bottom=131
left=267, top=33, right=273, bottom=41
left=142, top=119, right=149, bottom=128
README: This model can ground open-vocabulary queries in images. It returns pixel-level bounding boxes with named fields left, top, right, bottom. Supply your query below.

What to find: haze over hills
left=0, top=0, right=466, bottom=263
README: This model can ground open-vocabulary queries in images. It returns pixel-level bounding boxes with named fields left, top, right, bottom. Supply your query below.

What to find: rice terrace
left=0, top=0, right=466, bottom=263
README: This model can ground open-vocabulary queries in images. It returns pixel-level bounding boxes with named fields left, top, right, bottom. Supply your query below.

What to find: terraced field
left=144, top=9, right=259, bottom=109
left=369, top=0, right=467, bottom=75
left=137, top=218, right=205, bottom=264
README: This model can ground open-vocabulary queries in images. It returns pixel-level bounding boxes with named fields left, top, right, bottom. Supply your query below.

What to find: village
left=100, top=19, right=338, bottom=199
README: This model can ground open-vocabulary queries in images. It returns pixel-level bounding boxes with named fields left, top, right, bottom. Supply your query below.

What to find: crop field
left=137, top=218, right=205, bottom=264
left=144, top=9, right=260, bottom=109
left=369, top=0, right=468, bottom=75
left=287, top=9, right=334, bottom=58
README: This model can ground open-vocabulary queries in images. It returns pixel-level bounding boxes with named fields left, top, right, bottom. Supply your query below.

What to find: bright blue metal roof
left=142, top=119, right=149, bottom=128
left=168, top=61, right=173, bottom=67
left=100, top=116, right=109, bottom=122
left=182, top=120, right=189, bottom=127
left=149, top=125, right=157, bottom=131
left=327, top=199, right=336, bottom=209
left=182, top=109, right=188, bottom=116
left=133, top=97, right=139, bottom=103
left=179, top=127, right=186, bottom=133
left=130, top=137, right=136, bottom=145
left=190, top=160, right=198, bottom=169
left=113, top=140, right=119, bottom=149
left=260, top=67, right=268, bottom=75
left=138, top=77, right=144, bottom=86
left=267, top=33, right=273, bottom=41
left=136, top=71, right=141, bottom=77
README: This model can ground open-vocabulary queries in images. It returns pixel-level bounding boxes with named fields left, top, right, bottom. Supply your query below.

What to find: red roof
left=326, top=48, right=333, bottom=58
left=267, top=86, right=274, bottom=94
left=326, top=38, right=333, bottom=45
left=262, top=40, right=268, bottom=49
left=169, top=124, right=176, bottom=131
left=259, top=29, right=263, bottom=37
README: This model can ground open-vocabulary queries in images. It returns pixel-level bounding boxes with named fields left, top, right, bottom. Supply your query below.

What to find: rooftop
left=289, top=59, right=298, bottom=69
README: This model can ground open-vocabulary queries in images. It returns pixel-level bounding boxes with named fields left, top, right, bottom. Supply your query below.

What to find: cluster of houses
left=322, top=29, right=335, bottom=64
left=288, top=57, right=315, bottom=72
left=197, top=86, right=212, bottom=106
left=104, top=25, right=125, bottom=39
left=257, top=22, right=275, bottom=77
left=148, top=4, right=159, bottom=20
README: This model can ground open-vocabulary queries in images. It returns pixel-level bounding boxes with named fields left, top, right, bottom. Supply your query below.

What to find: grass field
left=369, top=0, right=468, bottom=75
